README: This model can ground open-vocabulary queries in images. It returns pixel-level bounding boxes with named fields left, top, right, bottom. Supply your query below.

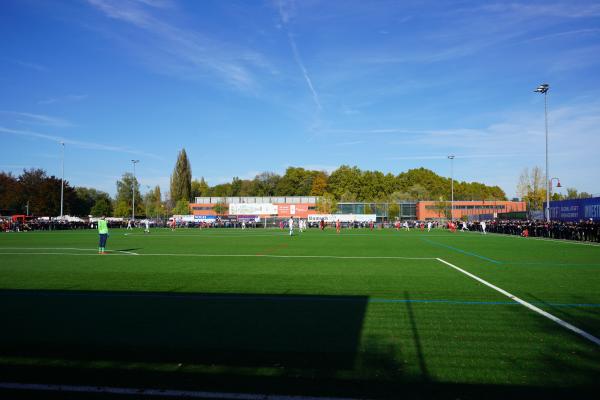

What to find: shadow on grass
left=1, top=289, right=599, bottom=399
left=114, top=248, right=143, bottom=252
left=404, top=291, right=430, bottom=382
left=0, top=289, right=367, bottom=369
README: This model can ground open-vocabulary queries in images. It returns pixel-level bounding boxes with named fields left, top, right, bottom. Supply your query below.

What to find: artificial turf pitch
left=0, top=228, right=599, bottom=399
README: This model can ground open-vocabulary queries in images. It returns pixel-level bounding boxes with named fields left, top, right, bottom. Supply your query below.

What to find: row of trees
left=0, top=149, right=195, bottom=218
left=167, top=148, right=509, bottom=216
left=0, top=169, right=112, bottom=217
left=186, top=166, right=507, bottom=203
left=516, top=167, right=594, bottom=210
left=3, top=148, right=590, bottom=218
left=0, top=169, right=183, bottom=219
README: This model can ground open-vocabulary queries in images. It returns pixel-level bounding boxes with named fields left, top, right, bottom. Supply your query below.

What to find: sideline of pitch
left=0, top=382, right=359, bottom=400
left=460, top=229, right=600, bottom=247
left=0, top=249, right=433, bottom=260
left=436, top=257, right=600, bottom=347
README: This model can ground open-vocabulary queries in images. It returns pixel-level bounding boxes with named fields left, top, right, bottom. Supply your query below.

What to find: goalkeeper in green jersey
left=98, top=216, right=109, bottom=254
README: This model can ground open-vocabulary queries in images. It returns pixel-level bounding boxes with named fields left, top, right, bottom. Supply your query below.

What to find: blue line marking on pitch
left=421, top=238, right=502, bottom=264
left=369, top=298, right=600, bottom=308
left=370, top=298, right=516, bottom=305
left=3, top=291, right=600, bottom=308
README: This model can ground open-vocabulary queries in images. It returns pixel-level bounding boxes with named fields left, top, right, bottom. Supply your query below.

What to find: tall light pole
left=60, top=142, right=65, bottom=218
left=448, top=155, right=455, bottom=220
left=131, top=160, right=139, bottom=223
left=534, top=83, right=550, bottom=222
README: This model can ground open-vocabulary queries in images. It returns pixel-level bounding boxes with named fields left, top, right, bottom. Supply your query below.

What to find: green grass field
left=1, top=227, right=599, bottom=399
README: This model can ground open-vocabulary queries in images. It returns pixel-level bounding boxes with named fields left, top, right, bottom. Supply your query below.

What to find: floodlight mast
left=132, top=160, right=139, bottom=223
left=534, top=83, right=550, bottom=222
left=60, top=142, right=65, bottom=218
left=448, top=155, right=455, bottom=220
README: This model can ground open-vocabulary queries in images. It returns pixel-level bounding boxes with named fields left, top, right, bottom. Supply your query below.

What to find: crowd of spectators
left=465, top=219, right=600, bottom=243
left=0, top=217, right=167, bottom=232
left=3, top=215, right=599, bottom=243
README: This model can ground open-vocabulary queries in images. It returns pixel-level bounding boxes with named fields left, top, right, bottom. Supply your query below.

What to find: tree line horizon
left=0, top=148, right=593, bottom=218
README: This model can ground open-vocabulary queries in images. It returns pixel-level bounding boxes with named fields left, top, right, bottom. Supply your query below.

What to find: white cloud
left=6, top=58, right=47, bottom=71
left=86, top=0, right=271, bottom=90
left=0, top=126, right=163, bottom=160
left=276, top=0, right=322, bottom=110
left=315, top=100, right=600, bottom=196
left=38, top=94, right=88, bottom=105
left=482, top=3, right=600, bottom=19
left=1, top=111, right=74, bottom=128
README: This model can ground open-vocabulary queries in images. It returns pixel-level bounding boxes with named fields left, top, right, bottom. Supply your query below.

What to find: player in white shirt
left=427, top=221, right=432, bottom=232
left=403, top=221, right=409, bottom=231
left=288, top=217, right=294, bottom=236
left=461, top=221, right=468, bottom=232
left=144, top=219, right=150, bottom=234
left=480, top=221, right=487, bottom=235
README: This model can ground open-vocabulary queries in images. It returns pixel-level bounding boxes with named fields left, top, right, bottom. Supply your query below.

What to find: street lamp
left=448, top=155, right=455, bottom=220
left=549, top=177, right=562, bottom=197
left=548, top=177, right=561, bottom=220
left=131, top=160, right=139, bottom=223
left=534, top=83, right=550, bottom=222
left=60, top=142, right=65, bottom=218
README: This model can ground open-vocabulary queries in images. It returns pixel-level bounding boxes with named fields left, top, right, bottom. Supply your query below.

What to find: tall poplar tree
left=170, top=149, right=192, bottom=203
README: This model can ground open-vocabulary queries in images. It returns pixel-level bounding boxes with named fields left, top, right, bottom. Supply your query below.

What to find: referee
left=98, top=216, right=109, bottom=254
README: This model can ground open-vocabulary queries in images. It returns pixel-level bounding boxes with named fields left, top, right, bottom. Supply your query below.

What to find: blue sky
left=1, top=0, right=599, bottom=199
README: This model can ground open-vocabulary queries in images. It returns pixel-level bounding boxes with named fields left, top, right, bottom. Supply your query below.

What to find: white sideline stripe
left=0, top=247, right=94, bottom=251
left=125, top=233, right=289, bottom=238
left=124, top=233, right=477, bottom=238
left=0, top=382, right=359, bottom=400
left=465, top=231, right=600, bottom=247
left=0, top=247, right=139, bottom=255
left=0, top=250, right=433, bottom=260
left=436, top=258, right=600, bottom=347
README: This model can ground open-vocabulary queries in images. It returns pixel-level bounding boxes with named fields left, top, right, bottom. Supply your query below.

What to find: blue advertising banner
left=194, top=215, right=216, bottom=221
left=546, top=197, right=600, bottom=222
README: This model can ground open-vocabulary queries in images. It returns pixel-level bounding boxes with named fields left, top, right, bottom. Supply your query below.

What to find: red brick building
left=417, top=200, right=526, bottom=220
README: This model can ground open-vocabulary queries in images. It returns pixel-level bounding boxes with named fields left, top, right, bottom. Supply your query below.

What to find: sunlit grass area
left=1, top=228, right=599, bottom=398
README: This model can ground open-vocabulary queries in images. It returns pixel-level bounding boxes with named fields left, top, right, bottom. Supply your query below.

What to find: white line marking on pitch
left=464, top=231, right=600, bottom=247
left=436, top=258, right=600, bottom=347
left=125, top=233, right=289, bottom=238
left=0, top=250, right=433, bottom=260
left=0, top=382, right=359, bottom=400
left=0, top=247, right=139, bottom=255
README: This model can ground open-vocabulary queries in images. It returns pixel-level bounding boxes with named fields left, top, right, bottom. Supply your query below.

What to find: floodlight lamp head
left=535, top=83, right=549, bottom=94
left=448, top=155, right=455, bottom=159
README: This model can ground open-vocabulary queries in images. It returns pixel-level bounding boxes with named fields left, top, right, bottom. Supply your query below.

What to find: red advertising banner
left=277, top=204, right=312, bottom=217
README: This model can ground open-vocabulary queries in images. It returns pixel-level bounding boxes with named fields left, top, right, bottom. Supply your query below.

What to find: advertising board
left=277, top=204, right=312, bottom=217
left=194, top=215, right=216, bottom=222
left=229, top=203, right=278, bottom=215
left=307, top=214, right=377, bottom=223
left=237, top=215, right=260, bottom=222
left=547, top=197, right=600, bottom=222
